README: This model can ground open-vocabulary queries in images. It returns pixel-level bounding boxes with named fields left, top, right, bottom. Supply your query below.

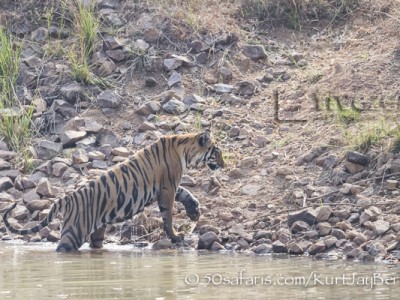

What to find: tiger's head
left=184, top=129, right=224, bottom=170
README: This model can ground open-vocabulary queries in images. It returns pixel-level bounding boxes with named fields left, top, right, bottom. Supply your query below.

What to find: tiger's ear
left=198, top=129, right=212, bottom=148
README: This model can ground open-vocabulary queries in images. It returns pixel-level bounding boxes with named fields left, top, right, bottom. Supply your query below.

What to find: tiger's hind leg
left=175, top=187, right=200, bottom=221
left=89, top=225, right=106, bottom=249
left=56, top=223, right=87, bottom=252
left=158, top=189, right=184, bottom=243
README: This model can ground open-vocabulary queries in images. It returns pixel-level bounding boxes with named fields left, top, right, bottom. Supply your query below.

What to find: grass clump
left=240, top=0, right=360, bottom=30
left=0, top=27, right=21, bottom=107
left=0, top=27, right=34, bottom=170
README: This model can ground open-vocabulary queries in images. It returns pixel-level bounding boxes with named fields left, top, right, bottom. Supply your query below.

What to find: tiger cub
left=3, top=130, right=224, bottom=252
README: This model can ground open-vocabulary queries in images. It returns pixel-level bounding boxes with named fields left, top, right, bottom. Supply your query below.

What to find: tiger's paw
left=170, top=231, right=185, bottom=243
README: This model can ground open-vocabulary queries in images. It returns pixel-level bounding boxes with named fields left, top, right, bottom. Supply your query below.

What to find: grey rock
left=287, top=208, right=317, bottom=227
left=37, top=141, right=63, bottom=160
left=323, top=236, right=338, bottom=248
left=52, top=162, right=68, bottom=177
left=92, top=160, right=108, bottom=169
left=288, top=243, right=304, bottom=254
left=152, top=238, right=172, bottom=250
left=346, top=151, right=368, bottom=166
left=143, top=28, right=160, bottom=42
left=13, top=205, right=29, bottom=220
left=97, top=90, right=121, bottom=108
left=0, top=150, right=16, bottom=161
left=88, top=151, right=106, bottom=161
left=190, top=40, right=209, bottom=53
left=61, top=83, right=83, bottom=104
left=47, top=231, right=61, bottom=242
left=26, top=200, right=51, bottom=213
left=210, top=241, right=225, bottom=251
left=183, top=94, right=205, bottom=106
left=60, top=130, right=87, bottom=147
left=242, top=44, right=268, bottom=60
left=96, top=129, right=119, bottom=148
left=234, top=80, right=258, bottom=96
left=331, top=228, right=346, bottom=240
left=162, top=99, right=188, bottom=115
left=372, top=220, right=390, bottom=235
left=167, top=71, right=182, bottom=87
left=241, top=183, right=261, bottom=196
left=95, top=59, right=116, bottom=76
left=112, top=147, right=130, bottom=157
left=198, top=231, right=221, bottom=250
left=31, top=27, right=48, bottom=43
left=136, top=101, right=161, bottom=116
left=308, top=241, right=326, bottom=255
left=272, top=240, right=287, bottom=253
left=144, top=77, right=157, bottom=87
left=253, top=243, right=272, bottom=254
left=195, top=53, right=208, bottom=64
left=51, top=100, right=77, bottom=118
left=106, top=49, right=125, bottom=62
left=316, top=205, right=332, bottom=222
left=72, top=149, right=89, bottom=165
left=217, top=67, right=232, bottom=83
left=23, top=189, right=41, bottom=204
left=291, top=220, right=311, bottom=233
left=103, top=36, right=122, bottom=51
left=214, top=83, right=233, bottom=94
left=134, top=39, right=149, bottom=51
left=316, top=222, right=332, bottom=236
left=163, top=58, right=182, bottom=71
left=0, top=177, right=13, bottom=192
left=36, top=178, right=55, bottom=198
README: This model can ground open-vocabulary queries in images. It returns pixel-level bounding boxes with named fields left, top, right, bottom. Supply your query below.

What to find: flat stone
left=287, top=208, right=317, bottom=227
left=242, top=44, right=268, bottom=60
left=214, top=83, right=233, bottom=94
left=112, top=147, right=130, bottom=157
left=346, top=151, right=368, bottom=166
left=241, top=183, right=261, bottom=196
left=346, top=161, right=365, bottom=174
left=162, top=99, right=188, bottom=115
left=136, top=101, right=161, bottom=116
left=253, top=243, right=272, bottom=254
left=103, top=36, right=122, bottom=51
left=291, top=220, right=310, bottom=233
left=386, top=180, right=399, bottom=191
left=106, top=49, right=125, bottom=62
left=234, top=80, right=258, bottom=96
left=37, top=140, right=63, bottom=160
left=80, top=119, right=103, bottom=133
left=96, top=59, right=116, bottom=76
left=373, top=220, right=390, bottom=235
left=23, top=189, right=41, bottom=204
left=163, top=58, right=182, bottom=71
left=51, top=100, right=77, bottom=118
left=138, top=121, right=156, bottom=132
left=331, top=228, right=346, bottom=240
left=60, top=130, right=87, bottom=147
left=0, top=150, right=16, bottom=160
left=217, top=67, right=232, bottom=83
left=167, top=71, right=182, bottom=87
left=97, top=90, right=122, bottom=108
left=92, top=160, right=108, bottom=169
left=26, top=200, right=51, bottom=213
left=88, top=151, right=106, bottom=161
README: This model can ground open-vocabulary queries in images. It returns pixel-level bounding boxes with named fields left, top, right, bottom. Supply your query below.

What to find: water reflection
left=0, top=242, right=398, bottom=299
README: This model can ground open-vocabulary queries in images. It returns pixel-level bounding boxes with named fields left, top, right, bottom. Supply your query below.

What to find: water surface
left=0, top=242, right=399, bottom=299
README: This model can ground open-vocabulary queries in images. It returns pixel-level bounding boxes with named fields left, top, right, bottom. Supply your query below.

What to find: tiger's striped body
left=2, top=130, right=224, bottom=252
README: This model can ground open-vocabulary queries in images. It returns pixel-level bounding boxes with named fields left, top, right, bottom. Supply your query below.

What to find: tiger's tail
left=3, top=201, right=62, bottom=235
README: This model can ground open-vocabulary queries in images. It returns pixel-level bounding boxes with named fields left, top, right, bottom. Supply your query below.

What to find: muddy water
left=0, top=242, right=399, bottom=300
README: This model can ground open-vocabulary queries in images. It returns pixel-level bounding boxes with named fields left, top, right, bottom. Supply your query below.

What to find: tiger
left=2, top=130, right=224, bottom=252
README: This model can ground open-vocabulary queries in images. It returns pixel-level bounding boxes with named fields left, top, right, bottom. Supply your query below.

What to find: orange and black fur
left=3, top=130, right=224, bottom=252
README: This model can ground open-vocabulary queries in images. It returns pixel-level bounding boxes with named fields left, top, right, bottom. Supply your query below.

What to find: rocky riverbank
left=1, top=0, right=400, bottom=262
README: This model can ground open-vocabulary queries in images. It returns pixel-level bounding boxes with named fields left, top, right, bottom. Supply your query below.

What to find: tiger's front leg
left=175, top=186, right=200, bottom=221
left=89, top=225, right=106, bottom=249
left=158, top=189, right=184, bottom=243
